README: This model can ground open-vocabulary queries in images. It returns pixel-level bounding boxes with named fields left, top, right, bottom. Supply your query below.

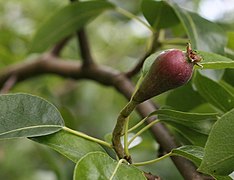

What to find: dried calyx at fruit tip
left=132, top=43, right=203, bottom=103
left=186, top=43, right=203, bottom=67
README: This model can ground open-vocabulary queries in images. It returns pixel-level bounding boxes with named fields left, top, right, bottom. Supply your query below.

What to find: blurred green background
left=0, top=0, right=234, bottom=179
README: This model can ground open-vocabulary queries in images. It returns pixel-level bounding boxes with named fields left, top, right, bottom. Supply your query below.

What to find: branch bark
left=0, top=54, right=204, bottom=179
left=0, top=75, right=17, bottom=93
left=70, top=0, right=94, bottom=67
left=125, top=32, right=161, bottom=78
left=77, top=29, right=94, bottom=67
left=50, top=36, right=71, bottom=56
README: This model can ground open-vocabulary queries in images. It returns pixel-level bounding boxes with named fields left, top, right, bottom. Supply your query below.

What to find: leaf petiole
left=127, top=116, right=148, bottom=133
left=132, top=152, right=172, bottom=166
left=124, top=117, right=130, bottom=158
left=62, top=127, right=113, bottom=149
left=128, top=120, right=160, bottom=147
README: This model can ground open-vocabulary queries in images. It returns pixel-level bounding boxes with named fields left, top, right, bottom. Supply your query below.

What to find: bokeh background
left=0, top=0, right=234, bottom=179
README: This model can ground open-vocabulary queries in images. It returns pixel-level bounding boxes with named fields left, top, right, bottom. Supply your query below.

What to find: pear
left=132, top=43, right=202, bottom=103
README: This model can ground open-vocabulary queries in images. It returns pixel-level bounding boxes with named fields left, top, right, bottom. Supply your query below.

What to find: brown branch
left=50, top=36, right=71, bottom=56
left=125, top=51, right=152, bottom=78
left=0, top=75, right=17, bottom=93
left=144, top=172, right=161, bottom=180
left=77, top=29, right=94, bottom=67
left=125, top=32, right=161, bottom=78
left=0, top=55, right=204, bottom=180
left=0, top=54, right=115, bottom=88
left=70, top=0, right=94, bottom=67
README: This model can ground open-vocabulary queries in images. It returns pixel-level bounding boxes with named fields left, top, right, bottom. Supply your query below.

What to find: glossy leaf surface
left=151, top=109, right=217, bottom=146
left=199, top=108, right=234, bottom=176
left=73, top=152, right=146, bottom=180
left=194, top=72, right=234, bottom=113
left=142, top=0, right=226, bottom=54
left=172, top=145, right=204, bottom=167
left=166, top=82, right=204, bottom=111
left=152, top=109, right=217, bottom=135
left=141, top=0, right=179, bottom=29
left=0, top=93, right=64, bottom=139
left=197, top=51, right=234, bottom=69
left=31, top=129, right=104, bottom=163
left=171, top=3, right=226, bottom=54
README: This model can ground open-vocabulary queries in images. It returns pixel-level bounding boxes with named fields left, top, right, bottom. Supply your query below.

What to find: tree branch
left=0, top=75, right=17, bottom=93
left=0, top=54, right=204, bottom=179
left=125, top=32, right=161, bottom=78
left=144, top=172, right=161, bottom=180
left=50, top=36, right=71, bottom=56
left=70, top=0, right=94, bottom=67
left=77, top=29, right=94, bottom=67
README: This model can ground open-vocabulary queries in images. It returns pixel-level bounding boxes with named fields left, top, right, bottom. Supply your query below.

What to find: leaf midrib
left=0, top=125, right=63, bottom=136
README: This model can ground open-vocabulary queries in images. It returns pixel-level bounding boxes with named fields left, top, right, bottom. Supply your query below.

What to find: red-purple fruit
left=132, top=43, right=202, bottom=103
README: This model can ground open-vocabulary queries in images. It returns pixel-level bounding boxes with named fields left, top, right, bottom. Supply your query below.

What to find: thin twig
left=70, top=0, right=94, bottom=67
left=125, top=51, right=151, bottom=78
left=125, top=32, right=161, bottom=78
left=50, top=36, right=71, bottom=56
left=77, top=29, right=94, bottom=67
left=144, top=172, right=161, bottom=180
left=0, top=75, right=17, bottom=94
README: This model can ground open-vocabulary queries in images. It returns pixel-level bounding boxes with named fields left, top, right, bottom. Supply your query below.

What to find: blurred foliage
left=0, top=0, right=234, bottom=179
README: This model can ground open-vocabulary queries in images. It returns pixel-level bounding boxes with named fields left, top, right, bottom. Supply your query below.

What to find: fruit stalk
left=112, top=100, right=137, bottom=162
left=112, top=43, right=202, bottom=162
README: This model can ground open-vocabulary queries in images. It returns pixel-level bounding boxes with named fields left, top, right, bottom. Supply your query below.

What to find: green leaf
left=194, top=72, right=234, bottom=113
left=227, top=32, right=234, bottom=50
left=0, top=93, right=64, bottom=139
left=30, top=1, right=114, bottom=53
left=197, top=51, right=234, bottom=69
left=172, top=146, right=232, bottom=180
left=141, top=0, right=179, bottom=30
left=225, top=48, right=234, bottom=60
left=141, top=51, right=161, bottom=76
left=222, top=69, right=234, bottom=86
left=220, top=80, right=234, bottom=96
left=171, top=3, right=226, bottom=54
left=73, top=152, right=146, bottom=180
left=142, top=1, right=227, bottom=54
left=169, top=122, right=208, bottom=146
left=166, top=82, right=204, bottom=111
left=172, top=145, right=204, bottom=167
left=151, top=109, right=217, bottom=146
left=198, top=108, right=234, bottom=176
left=214, top=175, right=233, bottom=180
left=31, top=129, right=104, bottom=163
left=152, top=109, right=217, bottom=135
